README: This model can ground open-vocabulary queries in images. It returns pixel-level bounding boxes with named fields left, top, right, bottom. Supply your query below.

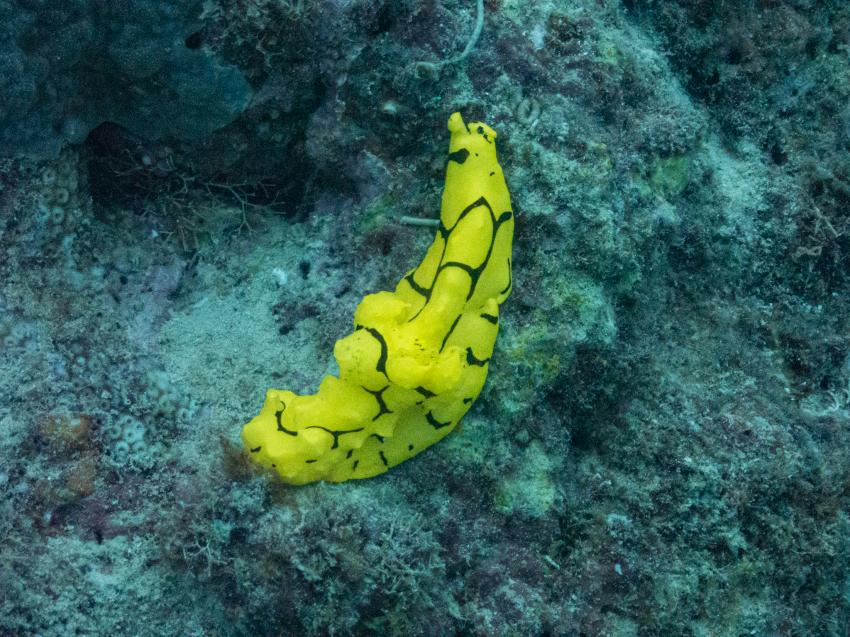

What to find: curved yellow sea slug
left=242, top=112, right=514, bottom=484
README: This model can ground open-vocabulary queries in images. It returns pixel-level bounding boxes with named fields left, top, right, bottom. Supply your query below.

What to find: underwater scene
left=1, top=0, right=849, bottom=635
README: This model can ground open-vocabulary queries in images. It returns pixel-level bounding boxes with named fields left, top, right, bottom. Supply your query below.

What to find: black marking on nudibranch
left=415, top=386, right=436, bottom=398
left=353, top=460, right=359, bottom=471
left=462, top=397, right=474, bottom=404
left=379, top=451, right=389, bottom=467
left=250, top=446, right=261, bottom=453
left=466, top=347, right=489, bottom=367
left=440, top=314, right=462, bottom=352
left=275, top=410, right=298, bottom=437
left=425, top=411, right=452, bottom=430
left=346, top=449, right=354, bottom=459
left=364, top=327, right=389, bottom=377
left=305, top=425, right=365, bottom=449
left=404, top=271, right=430, bottom=297
left=500, top=258, right=512, bottom=296
left=448, top=148, right=470, bottom=164
left=408, top=444, right=414, bottom=451
left=371, top=433, right=385, bottom=443
left=363, top=385, right=392, bottom=420
left=305, top=459, right=317, bottom=464
left=480, top=313, right=498, bottom=324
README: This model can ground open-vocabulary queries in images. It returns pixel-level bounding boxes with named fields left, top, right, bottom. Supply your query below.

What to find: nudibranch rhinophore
left=242, top=112, right=514, bottom=484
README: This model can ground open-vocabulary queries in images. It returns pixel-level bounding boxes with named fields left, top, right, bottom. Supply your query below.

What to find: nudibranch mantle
left=242, top=112, right=514, bottom=484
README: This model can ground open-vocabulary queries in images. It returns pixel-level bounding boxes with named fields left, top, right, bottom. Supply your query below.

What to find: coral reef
left=0, top=0, right=250, bottom=158
left=1, top=0, right=849, bottom=635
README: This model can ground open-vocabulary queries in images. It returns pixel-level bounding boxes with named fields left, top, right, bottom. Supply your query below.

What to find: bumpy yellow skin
left=242, top=113, right=513, bottom=484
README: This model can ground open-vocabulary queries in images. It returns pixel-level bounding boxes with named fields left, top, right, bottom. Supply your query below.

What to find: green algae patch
left=356, top=194, right=398, bottom=236
left=494, top=442, right=559, bottom=519
left=635, top=153, right=694, bottom=200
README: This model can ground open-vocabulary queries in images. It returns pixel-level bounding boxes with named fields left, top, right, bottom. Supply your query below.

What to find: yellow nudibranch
left=242, top=112, right=514, bottom=484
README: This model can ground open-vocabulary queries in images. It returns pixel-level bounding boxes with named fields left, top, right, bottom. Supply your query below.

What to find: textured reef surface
left=1, top=0, right=849, bottom=635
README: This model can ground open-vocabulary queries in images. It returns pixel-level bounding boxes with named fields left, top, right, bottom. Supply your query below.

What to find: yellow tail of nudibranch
left=242, top=112, right=514, bottom=484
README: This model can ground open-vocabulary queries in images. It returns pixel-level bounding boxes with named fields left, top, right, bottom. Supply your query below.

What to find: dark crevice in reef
left=82, top=122, right=315, bottom=249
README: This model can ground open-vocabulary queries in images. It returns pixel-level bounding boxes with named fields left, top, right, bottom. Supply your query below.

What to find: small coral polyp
left=242, top=113, right=514, bottom=484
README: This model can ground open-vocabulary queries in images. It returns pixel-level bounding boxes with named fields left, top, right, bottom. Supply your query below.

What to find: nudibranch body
left=242, top=112, right=513, bottom=484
